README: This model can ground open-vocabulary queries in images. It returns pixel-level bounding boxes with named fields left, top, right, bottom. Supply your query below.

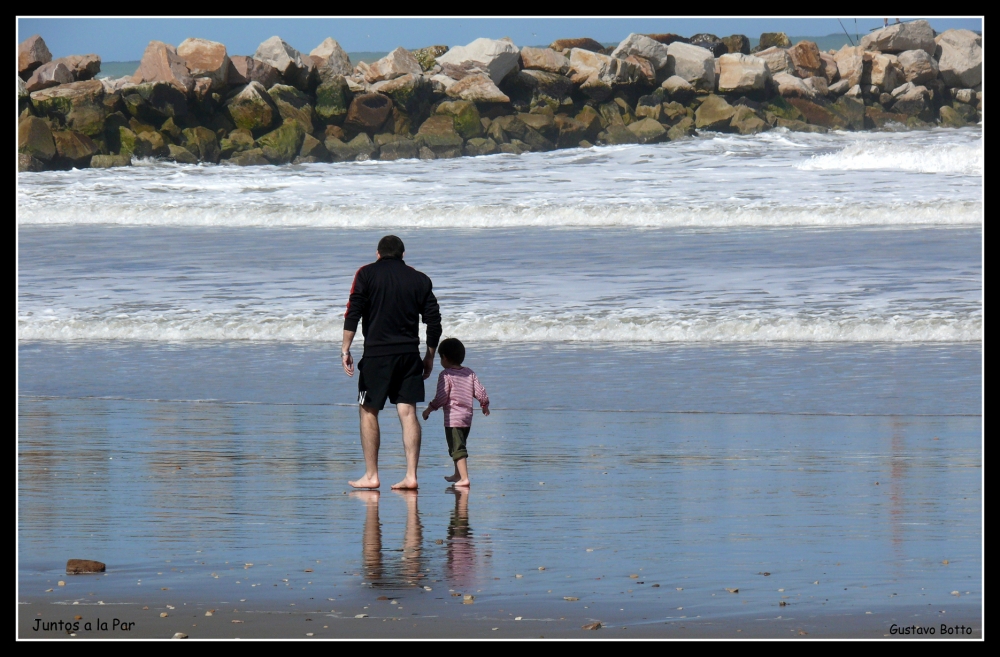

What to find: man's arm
left=421, top=283, right=442, bottom=380
left=342, top=330, right=356, bottom=377
left=343, top=267, right=367, bottom=377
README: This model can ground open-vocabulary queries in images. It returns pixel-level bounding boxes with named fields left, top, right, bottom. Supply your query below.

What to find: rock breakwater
left=17, top=22, right=982, bottom=171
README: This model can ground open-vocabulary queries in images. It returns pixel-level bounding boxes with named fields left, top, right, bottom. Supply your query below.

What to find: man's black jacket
left=344, top=257, right=442, bottom=358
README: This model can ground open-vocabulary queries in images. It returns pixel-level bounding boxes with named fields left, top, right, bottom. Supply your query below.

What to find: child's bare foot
left=391, top=477, right=418, bottom=490
left=444, top=473, right=461, bottom=482
left=454, top=479, right=470, bottom=487
left=349, top=474, right=380, bottom=489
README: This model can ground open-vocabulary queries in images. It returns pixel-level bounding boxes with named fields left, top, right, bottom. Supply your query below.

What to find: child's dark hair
left=438, top=338, right=465, bottom=365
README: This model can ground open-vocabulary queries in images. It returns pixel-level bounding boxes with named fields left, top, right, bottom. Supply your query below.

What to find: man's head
left=377, top=235, right=405, bottom=260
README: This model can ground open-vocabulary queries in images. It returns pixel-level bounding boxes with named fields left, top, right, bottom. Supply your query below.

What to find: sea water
left=17, top=127, right=982, bottom=628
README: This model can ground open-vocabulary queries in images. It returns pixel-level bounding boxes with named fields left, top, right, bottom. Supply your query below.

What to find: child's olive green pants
left=445, top=427, right=471, bottom=461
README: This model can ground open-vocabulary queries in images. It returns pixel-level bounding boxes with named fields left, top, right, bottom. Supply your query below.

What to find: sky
left=17, top=17, right=983, bottom=62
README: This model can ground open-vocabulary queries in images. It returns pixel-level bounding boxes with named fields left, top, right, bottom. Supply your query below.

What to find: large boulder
left=411, top=45, right=449, bottom=72
left=314, top=75, right=352, bottom=124
left=177, top=38, right=229, bottom=90
left=121, top=81, right=188, bottom=124
left=626, top=117, right=668, bottom=143
left=660, top=75, right=695, bottom=102
left=257, top=118, right=306, bottom=164
left=611, top=33, right=670, bottom=71
left=722, top=35, right=751, bottom=55
left=359, top=47, right=422, bottom=84
left=227, top=56, right=282, bottom=89
left=550, top=38, right=603, bottom=53
left=860, top=19, right=935, bottom=55
left=830, top=95, right=865, bottom=130
left=898, top=49, right=939, bottom=85
left=867, top=53, right=903, bottom=92
left=296, top=133, right=331, bottom=162
left=310, top=38, right=353, bottom=78
left=937, top=105, right=968, bottom=128
left=375, top=136, right=418, bottom=160
left=372, top=73, right=432, bottom=120
left=225, top=81, right=279, bottom=134
left=833, top=45, right=868, bottom=87
left=345, top=92, right=393, bottom=132
left=644, top=33, right=689, bottom=46
left=254, top=36, right=306, bottom=78
left=52, top=130, right=98, bottom=167
left=132, top=41, right=193, bottom=94
left=517, top=112, right=557, bottom=140
left=18, top=115, right=56, bottom=162
left=519, top=46, right=570, bottom=74
left=864, top=106, right=909, bottom=129
left=226, top=147, right=269, bottom=166
left=89, top=153, right=132, bottom=168
left=717, top=54, right=769, bottom=93
left=729, top=106, right=767, bottom=134
left=665, top=42, right=715, bottom=91
left=434, top=100, right=483, bottom=139
left=694, top=94, right=736, bottom=131
left=935, top=30, right=982, bottom=89
left=180, top=126, right=220, bottom=163
left=30, top=79, right=108, bottom=136
left=220, top=128, right=255, bottom=157
left=416, top=114, right=464, bottom=153
left=507, top=69, right=573, bottom=112
left=267, top=84, right=316, bottom=132
left=553, top=115, right=590, bottom=147
left=463, top=137, right=498, bottom=156
left=569, top=48, right=638, bottom=100
left=445, top=72, right=510, bottom=103
left=689, top=33, right=727, bottom=57
left=167, top=143, right=198, bottom=163
left=19, top=35, right=52, bottom=79
left=436, top=38, right=520, bottom=85
left=772, top=72, right=817, bottom=99
left=757, top=33, right=791, bottom=50
left=325, top=133, right=377, bottom=161
left=56, top=54, right=101, bottom=81
left=819, top=53, right=839, bottom=83
left=754, top=46, right=794, bottom=76
left=667, top=116, right=696, bottom=140
left=890, top=84, right=931, bottom=118
left=788, top=41, right=824, bottom=78
left=24, top=61, right=73, bottom=92
left=787, top=98, right=847, bottom=129
left=600, top=124, right=639, bottom=145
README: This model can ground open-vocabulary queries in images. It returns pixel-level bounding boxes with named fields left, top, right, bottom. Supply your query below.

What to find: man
left=342, top=235, right=442, bottom=490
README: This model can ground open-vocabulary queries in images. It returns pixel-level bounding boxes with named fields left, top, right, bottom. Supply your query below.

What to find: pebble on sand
left=629, top=574, right=639, bottom=579
left=160, top=613, right=168, bottom=617
left=355, top=614, right=368, bottom=618
left=516, top=574, right=523, bottom=578
left=726, top=588, right=739, bottom=593
left=172, top=632, right=188, bottom=639
left=943, top=560, right=950, bottom=565
left=306, top=633, right=314, bottom=636
left=564, top=597, right=579, bottom=601
left=205, top=611, right=214, bottom=616
left=582, top=622, right=602, bottom=630
left=538, top=567, right=545, bottom=571
left=57, top=581, right=66, bottom=586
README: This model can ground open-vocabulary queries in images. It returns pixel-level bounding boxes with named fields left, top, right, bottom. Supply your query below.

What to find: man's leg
left=390, top=403, right=420, bottom=489
left=349, top=404, right=381, bottom=488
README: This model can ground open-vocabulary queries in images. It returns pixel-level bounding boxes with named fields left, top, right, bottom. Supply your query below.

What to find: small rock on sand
left=172, top=632, right=188, bottom=639
left=160, top=612, right=168, bottom=617
left=205, top=611, right=213, bottom=616
left=57, top=581, right=66, bottom=586
left=355, top=614, right=368, bottom=618
left=726, top=588, right=739, bottom=593
left=582, top=621, right=602, bottom=630
left=629, top=574, right=639, bottom=579
left=516, top=574, right=523, bottom=578
left=564, top=597, right=579, bottom=601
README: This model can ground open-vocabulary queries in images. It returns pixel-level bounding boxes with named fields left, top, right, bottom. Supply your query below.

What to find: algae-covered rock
left=121, top=81, right=189, bottom=124
left=463, top=137, right=498, bottom=156
left=666, top=116, right=695, bottom=140
left=937, top=105, right=967, bottom=128
left=434, top=100, right=483, bottom=139
left=864, top=106, right=909, bottom=130
left=136, top=129, right=169, bottom=157
left=600, top=124, right=639, bottom=145
left=345, top=93, right=393, bottom=133
left=416, top=114, right=464, bottom=149
left=326, top=132, right=377, bottom=162
left=167, top=143, right=198, bottom=163
left=729, top=106, right=767, bottom=134
left=762, top=96, right=804, bottom=122
left=694, top=94, right=736, bottom=131
left=118, top=126, right=146, bottom=157
left=517, top=112, right=557, bottom=140
left=378, top=138, right=419, bottom=160
left=627, top=117, right=668, bottom=143
left=181, top=126, right=220, bottom=163
left=373, top=73, right=432, bottom=122
left=18, top=115, right=57, bottom=162
left=225, top=81, right=279, bottom=134
left=89, top=153, right=132, bottom=168
left=297, top=133, right=330, bottom=162
left=722, top=35, right=751, bottom=55
left=256, top=119, right=306, bottom=164
left=787, top=98, right=847, bottom=129
left=830, top=95, right=865, bottom=130
left=268, top=83, right=317, bottom=133
left=315, top=75, right=352, bottom=124
left=757, top=32, right=792, bottom=50
left=554, top=115, right=589, bottom=148
left=30, top=79, right=108, bottom=136
left=220, top=128, right=255, bottom=158
left=227, top=147, right=270, bottom=166
left=411, top=45, right=448, bottom=72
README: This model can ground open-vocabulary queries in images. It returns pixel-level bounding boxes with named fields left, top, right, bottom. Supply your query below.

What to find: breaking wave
left=799, top=139, right=983, bottom=175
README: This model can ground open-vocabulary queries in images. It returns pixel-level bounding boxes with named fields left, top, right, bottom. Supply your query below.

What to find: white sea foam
left=17, top=310, right=982, bottom=344
left=14, top=200, right=983, bottom=229
left=799, top=139, right=984, bottom=175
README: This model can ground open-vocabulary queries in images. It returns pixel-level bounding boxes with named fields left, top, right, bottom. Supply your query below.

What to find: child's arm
left=472, top=373, right=490, bottom=416
left=422, top=372, right=449, bottom=420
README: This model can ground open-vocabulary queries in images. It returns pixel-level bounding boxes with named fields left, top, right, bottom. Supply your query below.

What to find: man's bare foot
left=444, top=473, right=461, bottom=482
left=391, top=477, right=418, bottom=490
left=349, top=474, right=380, bottom=489
left=454, top=479, right=470, bottom=487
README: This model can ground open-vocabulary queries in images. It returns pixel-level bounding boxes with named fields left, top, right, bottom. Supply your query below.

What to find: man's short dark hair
left=377, top=235, right=405, bottom=259
left=438, top=338, right=465, bottom=366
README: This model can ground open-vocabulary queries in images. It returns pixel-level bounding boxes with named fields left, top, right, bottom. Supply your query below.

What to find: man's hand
left=422, top=353, right=434, bottom=380
left=342, top=350, right=354, bottom=377
left=422, top=407, right=431, bottom=421
left=482, top=407, right=490, bottom=416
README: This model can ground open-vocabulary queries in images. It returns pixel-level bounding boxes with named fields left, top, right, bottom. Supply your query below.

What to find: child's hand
left=482, top=407, right=490, bottom=416
left=422, top=408, right=431, bottom=421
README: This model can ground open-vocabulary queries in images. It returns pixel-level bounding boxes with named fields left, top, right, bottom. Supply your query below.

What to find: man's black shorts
left=357, top=353, right=425, bottom=410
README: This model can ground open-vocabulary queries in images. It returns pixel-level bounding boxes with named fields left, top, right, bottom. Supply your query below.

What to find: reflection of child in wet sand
left=446, top=488, right=474, bottom=585
left=421, top=338, right=489, bottom=487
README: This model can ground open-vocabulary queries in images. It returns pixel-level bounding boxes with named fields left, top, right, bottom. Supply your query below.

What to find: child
left=422, top=338, right=489, bottom=487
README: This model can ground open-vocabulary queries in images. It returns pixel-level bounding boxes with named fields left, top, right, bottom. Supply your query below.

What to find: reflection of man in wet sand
left=342, top=236, right=442, bottom=490
left=352, top=490, right=424, bottom=587
left=446, top=488, right=475, bottom=586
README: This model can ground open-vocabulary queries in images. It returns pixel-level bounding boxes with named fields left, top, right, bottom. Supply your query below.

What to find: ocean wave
left=799, top=139, right=984, bottom=175
left=15, top=200, right=983, bottom=229
left=18, top=311, right=982, bottom=344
